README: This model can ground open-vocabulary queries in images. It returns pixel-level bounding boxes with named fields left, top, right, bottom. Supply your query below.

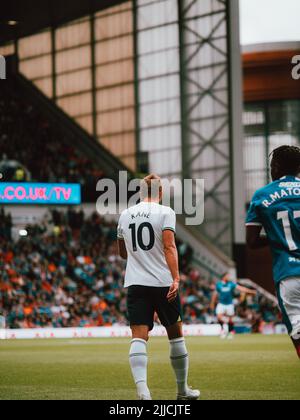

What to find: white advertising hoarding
left=1, top=325, right=221, bottom=340
left=0, top=324, right=287, bottom=340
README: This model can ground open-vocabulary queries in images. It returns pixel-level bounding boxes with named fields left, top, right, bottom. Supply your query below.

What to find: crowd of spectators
left=0, top=210, right=281, bottom=331
left=0, top=84, right=104, bottom=200
left=0, top=74, right=281, bottom=332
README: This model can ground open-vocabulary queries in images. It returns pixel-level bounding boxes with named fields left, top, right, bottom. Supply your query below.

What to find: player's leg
left=277, top=279, right=300, bottom=359
left=166, top=321, right=189, bottom=395
left=292, top=336, right=300, bottom=359
left=131, top=325, right=149, bottom=341
left=127, top=286, right=154, bottom=399
left=129, top=326, right=151, bottom=399
left=227, top=306, right=236, bottom=339
left=227, top=316, right=234, bottom=339
left=155, top=288, right=200, bottom=400
left=216, top=304, right=227, bottom=338
left=217, top=314, right=225, bottom=331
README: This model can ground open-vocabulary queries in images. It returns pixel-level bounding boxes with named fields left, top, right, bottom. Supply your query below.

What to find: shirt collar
left=280, top=176, right=300, bottom=181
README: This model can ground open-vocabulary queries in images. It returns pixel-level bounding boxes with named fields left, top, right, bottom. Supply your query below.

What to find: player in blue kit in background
left=211, top=273, right=256, bottom=339
left=246, top=145, right=300, bottom=359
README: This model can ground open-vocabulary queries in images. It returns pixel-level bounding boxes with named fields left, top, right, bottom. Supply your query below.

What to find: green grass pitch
left=0, top=335, right=299, bottom=400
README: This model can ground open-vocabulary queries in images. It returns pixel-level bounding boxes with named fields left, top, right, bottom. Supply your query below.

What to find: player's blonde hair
left=140, top=174, right=162, bottom=200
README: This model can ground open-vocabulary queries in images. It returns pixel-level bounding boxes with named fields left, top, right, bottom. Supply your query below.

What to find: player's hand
left=167, top=280, right=180, bottom=302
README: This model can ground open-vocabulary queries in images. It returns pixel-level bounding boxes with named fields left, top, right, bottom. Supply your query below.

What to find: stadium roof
left=242, top=41, right=300, bottom=54
left=0, top=0, right=126, bottom=45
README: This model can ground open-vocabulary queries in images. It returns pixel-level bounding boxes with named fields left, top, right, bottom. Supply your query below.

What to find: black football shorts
left=127, top=285, right=182, bottom=331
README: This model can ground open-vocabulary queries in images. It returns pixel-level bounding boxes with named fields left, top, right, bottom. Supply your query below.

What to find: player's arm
left=246, top=225, right=269, bottom=249
left=117, top=214, right=127, bottom=260
left=236, top=284, right=256, bottom=296
left=163, top=230, right=180, bottom=303
left=118, top=239, right=128, bottom=260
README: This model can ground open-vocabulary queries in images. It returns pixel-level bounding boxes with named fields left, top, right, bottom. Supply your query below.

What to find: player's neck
left=142, top=198, right=160, bottom=204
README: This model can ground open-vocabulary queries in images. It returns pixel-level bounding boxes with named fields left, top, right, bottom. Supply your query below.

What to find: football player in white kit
left=117, top=174, right=200, bottom=401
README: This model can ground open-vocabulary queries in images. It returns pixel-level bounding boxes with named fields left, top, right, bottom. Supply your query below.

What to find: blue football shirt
left=246, top=176, right=300, bottom=284
left=216, top=281, right=237, bottom=305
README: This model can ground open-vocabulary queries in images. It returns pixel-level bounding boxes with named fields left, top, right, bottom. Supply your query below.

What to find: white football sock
left=129, top=339, right=150, bottom=397
left=170, top=338, right=189, bottom=394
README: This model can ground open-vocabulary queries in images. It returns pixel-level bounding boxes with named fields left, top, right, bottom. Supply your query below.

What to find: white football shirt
left=117, top=201, right=176, bottom=288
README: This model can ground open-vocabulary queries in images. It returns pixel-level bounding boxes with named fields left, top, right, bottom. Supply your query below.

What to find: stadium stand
left=0, top=60, right=234, bottom=284
left=0, top=60, right=131, bottom=203
left=0, top=209, right=281, bottom=331
left=0, top=79, right=104, bottom=201
left=0, top=60, right=281, bottom=334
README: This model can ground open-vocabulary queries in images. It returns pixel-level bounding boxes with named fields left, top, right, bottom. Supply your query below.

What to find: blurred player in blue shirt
left=211, top=273, right=256, bottom=339
left=246, top=145, right=300, bottom=359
